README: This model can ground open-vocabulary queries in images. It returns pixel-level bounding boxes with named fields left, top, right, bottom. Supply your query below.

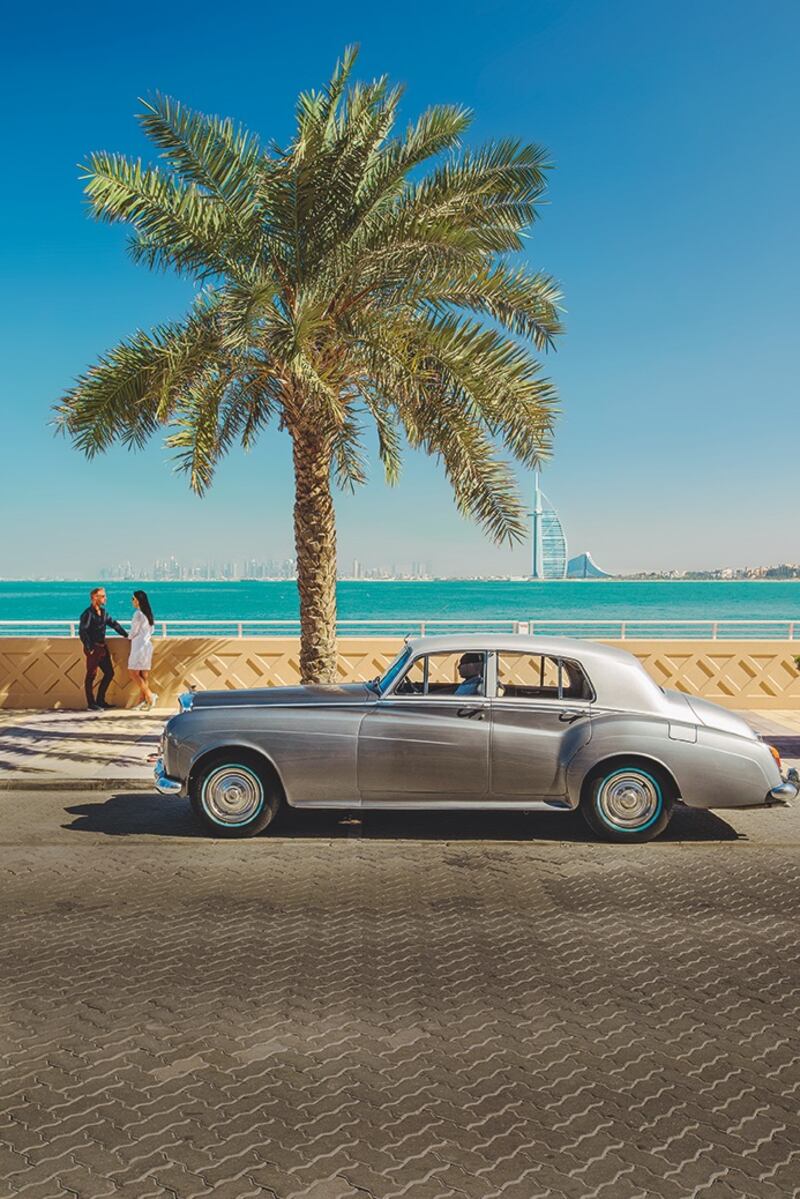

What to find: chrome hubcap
left=598, top=770, right=660, bottom=829
left=203, top=766, right=263, bottom=824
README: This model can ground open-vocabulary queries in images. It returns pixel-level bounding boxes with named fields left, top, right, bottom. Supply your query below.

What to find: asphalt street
left=1, top=790, right=800, bottom=1199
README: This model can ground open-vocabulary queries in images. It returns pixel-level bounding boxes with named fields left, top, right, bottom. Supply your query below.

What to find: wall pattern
left=0, top=636, right=797, bottom=710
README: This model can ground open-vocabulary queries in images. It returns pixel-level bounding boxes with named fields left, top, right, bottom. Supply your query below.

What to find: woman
left=128, top=590, right=158, bottom=710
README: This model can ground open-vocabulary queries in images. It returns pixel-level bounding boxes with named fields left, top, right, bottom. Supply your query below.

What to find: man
left=79, top=587, right=128, bottom=710
left=454, top=653, right=485, bottom=696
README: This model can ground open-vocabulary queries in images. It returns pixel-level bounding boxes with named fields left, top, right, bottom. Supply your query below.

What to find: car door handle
left=457, top=707, right=485, bottom=719
left=559, top=709, right=586, bottom=722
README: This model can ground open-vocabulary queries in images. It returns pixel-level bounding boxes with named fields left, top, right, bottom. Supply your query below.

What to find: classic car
left=154, top=634, right=798, bottom=841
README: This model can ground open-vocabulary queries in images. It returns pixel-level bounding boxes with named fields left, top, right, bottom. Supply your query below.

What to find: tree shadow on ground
left=63, top=794, right=741, bottom=843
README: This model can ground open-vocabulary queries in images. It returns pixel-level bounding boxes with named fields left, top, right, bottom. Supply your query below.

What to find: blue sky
left=1, top=0, right=798, bottom=577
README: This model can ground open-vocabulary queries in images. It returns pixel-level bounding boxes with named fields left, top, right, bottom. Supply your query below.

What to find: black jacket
left=79, top=605, right=127, bottom=652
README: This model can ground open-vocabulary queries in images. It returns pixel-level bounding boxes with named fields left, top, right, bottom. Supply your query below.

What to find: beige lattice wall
left=0, top=637, right=797, bottom=710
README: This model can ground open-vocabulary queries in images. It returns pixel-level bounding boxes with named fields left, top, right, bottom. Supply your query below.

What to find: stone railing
left=0, top=636, right=798, bottom=710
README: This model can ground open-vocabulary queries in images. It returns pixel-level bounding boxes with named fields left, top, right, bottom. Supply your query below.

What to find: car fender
left=565, top=713, right=678, bottom=809
left=567, top=711, right=779, bottom=810
left=187, top=737, right=290, bottom=803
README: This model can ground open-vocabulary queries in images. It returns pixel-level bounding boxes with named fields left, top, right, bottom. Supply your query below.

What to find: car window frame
left=492, top=652, right=596, bottom=705
left=377, top=647, right=413, bottom=695
left=384, top=650, right=491, bottom=701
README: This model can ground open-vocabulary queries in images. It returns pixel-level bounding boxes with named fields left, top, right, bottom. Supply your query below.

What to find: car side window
left=496, top=654, right=592, bottom=701
left=393, top=652, right=487, bottom=698
left=394, top=655, right=426, bottom=695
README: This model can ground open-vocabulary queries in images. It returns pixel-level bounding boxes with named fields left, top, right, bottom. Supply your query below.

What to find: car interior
left=394, top=652, right=487, bottom=697
left=391, top=652, right=593, bottom=701
left=496, top=654, right=593, bottom=701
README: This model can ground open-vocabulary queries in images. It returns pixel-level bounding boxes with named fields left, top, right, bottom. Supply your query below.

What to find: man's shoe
left=88, top=703, right=102, bottom=711
left=99, top=702, right=116, bottom=710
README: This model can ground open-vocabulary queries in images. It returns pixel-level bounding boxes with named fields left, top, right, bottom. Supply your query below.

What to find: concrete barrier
left=0, top=636, right=797, bottom=710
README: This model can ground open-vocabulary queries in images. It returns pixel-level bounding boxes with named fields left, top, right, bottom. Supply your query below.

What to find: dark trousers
left=84, top=646, right=114, bottom=706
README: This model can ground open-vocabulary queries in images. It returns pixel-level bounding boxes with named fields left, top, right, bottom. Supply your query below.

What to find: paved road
left=1, top=792, right=800, bottom=1199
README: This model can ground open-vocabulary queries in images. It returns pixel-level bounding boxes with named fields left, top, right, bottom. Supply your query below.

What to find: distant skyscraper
left=530, top=470, right=567, bottom=579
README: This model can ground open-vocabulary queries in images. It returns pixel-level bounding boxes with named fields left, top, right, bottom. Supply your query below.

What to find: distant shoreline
left=1, top=577, right=799, bottom=585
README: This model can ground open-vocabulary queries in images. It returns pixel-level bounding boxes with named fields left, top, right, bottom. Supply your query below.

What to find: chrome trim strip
left=294, top=800, right=572, bottom=811
left=356, top=799, right=573, bottom=811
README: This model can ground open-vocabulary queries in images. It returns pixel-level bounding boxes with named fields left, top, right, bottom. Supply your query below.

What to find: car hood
left=189, top=682, right=376, bottom=709
left=663, top=689, right=757, bottom=739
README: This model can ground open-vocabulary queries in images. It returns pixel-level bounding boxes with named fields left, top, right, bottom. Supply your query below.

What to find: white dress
left=128, top=610, right=154, bottom=670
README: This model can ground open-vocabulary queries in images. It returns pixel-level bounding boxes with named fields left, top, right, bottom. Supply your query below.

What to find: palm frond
left=360, top=393, right=403, bottom=484
left=138, top=93, right=262, bottom=235
left=321, top=44, right=361, bottom=139
left=426, top=263, right=563, bottom=351
left=164, top=367, right=238, bottom=494
left=416, top=394, right=529, bottom=544
left=83, top=152, right=232, bottom=278
left=54, top=309, right=224, bottom=456
left=331, top=416, right=368, bottom=491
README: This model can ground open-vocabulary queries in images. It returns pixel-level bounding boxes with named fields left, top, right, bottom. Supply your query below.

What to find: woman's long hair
left=134, top=589, right=155, bottom=628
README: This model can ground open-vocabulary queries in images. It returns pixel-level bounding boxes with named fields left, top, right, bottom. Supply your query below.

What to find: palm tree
left=55, top=48, right=562, bottom=683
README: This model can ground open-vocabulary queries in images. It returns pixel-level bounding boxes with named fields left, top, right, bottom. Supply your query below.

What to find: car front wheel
left=581, top=763, right=673, bottom=842
left=190, top=757, right=280, bottom=838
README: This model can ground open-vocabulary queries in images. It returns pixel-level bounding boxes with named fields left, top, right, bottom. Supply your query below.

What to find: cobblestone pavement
left=2, top=793, right=800, bottom=1199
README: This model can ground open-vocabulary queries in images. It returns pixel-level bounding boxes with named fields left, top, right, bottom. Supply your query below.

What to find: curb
left=0, top=777, right=155, bottom=793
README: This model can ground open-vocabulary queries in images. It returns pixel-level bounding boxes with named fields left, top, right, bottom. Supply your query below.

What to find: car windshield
left=378, top=647, right=412, bottom=694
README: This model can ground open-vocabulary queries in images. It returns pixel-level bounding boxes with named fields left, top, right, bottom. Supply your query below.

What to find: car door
left=490, top=652, right=593, bottom=799
left=357, top=650, right=490, bottom=804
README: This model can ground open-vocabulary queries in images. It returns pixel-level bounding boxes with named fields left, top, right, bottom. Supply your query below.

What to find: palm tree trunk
left=291, top=425, right=338, bottom=684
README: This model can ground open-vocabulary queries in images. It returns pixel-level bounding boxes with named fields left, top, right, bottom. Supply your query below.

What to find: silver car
left=154, top=634, right=798, bottom=841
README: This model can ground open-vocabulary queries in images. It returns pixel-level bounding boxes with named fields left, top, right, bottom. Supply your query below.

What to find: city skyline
left=2, top=554, right=798, bottom=584
left=94, top=555, right=435, bottom=582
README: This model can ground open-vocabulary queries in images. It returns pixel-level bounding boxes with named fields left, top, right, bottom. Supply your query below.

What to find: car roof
left=403, top=633, right=635, bottom=666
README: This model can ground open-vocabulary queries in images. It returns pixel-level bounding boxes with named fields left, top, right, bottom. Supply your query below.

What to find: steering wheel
left=396, top=679, right=422, bottom=695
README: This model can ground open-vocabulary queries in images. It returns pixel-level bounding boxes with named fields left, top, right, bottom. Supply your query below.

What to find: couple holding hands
left=79, top=586, right=158, bottom=711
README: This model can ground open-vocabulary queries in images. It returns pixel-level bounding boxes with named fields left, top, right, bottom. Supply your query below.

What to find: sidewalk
left=0, top=707, right=798, bottom=792
left=0, top=709, right=165, bottom=790
left=740, top=708, right=800, bottom=760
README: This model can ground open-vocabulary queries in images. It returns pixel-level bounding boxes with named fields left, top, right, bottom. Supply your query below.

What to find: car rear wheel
left=581, top=763, right=673, bottom=842
left=190, top=757, right=280, bottom=838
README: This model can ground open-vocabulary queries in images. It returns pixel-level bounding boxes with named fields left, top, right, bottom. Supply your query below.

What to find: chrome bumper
left=768, top=768, right=799, bottom=802
left=154, top=757, right=183, bottom=796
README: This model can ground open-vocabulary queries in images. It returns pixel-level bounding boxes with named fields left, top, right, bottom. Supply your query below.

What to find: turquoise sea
left=0, top=579, right=798, bottom=638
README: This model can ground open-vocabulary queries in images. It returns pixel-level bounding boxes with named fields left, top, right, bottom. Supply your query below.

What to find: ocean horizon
left=1, top=579, right=798, bottom=638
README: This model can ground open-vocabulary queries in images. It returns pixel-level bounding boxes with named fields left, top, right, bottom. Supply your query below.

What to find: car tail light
left=768, top=744, right=782, bottom=771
